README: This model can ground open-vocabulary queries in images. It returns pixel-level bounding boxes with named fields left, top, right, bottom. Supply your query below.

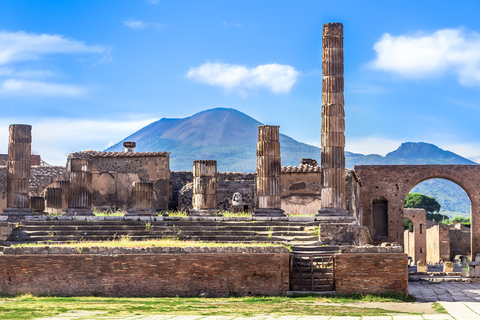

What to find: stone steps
left=8, top=220, right=320, bottom=244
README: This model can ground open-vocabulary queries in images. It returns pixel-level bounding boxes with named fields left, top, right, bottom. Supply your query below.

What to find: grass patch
left=93, top=210, right=125, bottom=217
left=11, top=238, right=284, bottom=248
left=433, top=301, right=448, bottom=313
left=0, top=295, right=418, bottom=320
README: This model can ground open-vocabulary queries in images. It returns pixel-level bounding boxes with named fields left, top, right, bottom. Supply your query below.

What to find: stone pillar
left=318, top=22, right=347, bottom=215
left=52, top=180, right=70, bottom=212
left=126, top=181, right=156, bottom=216
left=65, top=158, right=93, bottom=216
left=45, top=187, right=63, bottom=215
left=3, top=124, right=33, bottom=217
left=191, top=160, right=218, bottom=215
left=254, top=125, right=284, bottom=216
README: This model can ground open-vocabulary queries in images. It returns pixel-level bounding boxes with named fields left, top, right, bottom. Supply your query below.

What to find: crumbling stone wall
left=355, top=165, right=480, bottom=255
left=334, top=253, right=408, bottom=296
left=280, top=166, right=361, bottom=218
left=172, top=172, right=255, bottom=212
left=404, top=208, right=427, bottom=264
left=0, top=249, right=289, bottom=297
left=68, top=151, right=170, bottom=211
left=449, top=223, right=471, bottom=260
left=0, top=165, right=67, bottom=213
left=427, top=223, right=450, bottom=263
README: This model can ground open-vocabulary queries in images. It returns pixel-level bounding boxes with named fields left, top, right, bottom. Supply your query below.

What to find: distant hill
left=106, top=107, right=477, bottom=217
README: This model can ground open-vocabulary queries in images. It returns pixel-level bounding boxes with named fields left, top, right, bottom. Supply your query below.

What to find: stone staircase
left=7, top=220, right=322, bottom=245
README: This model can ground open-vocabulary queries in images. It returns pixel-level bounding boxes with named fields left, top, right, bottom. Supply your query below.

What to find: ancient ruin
left=3, top=124, right=33, bottom=218
left=254, top=125, right=285, bottom=216
left=0, top=21, right=475, bottom=298
left=319, top=23, right=347, bottom=215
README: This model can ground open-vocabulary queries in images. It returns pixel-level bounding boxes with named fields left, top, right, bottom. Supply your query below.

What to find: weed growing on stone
left=94, top=209, right=126, bottom=217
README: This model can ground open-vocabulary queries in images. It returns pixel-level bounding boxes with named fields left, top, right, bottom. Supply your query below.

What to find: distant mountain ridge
left=106, top=108, right=477, bottom=217
left=106, top=108, right=475, bottom=171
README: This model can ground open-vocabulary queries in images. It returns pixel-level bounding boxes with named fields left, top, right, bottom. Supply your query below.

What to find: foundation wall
left=334, top=253, right=408, bottom=295
left=0, top=251, right=289, bottom=297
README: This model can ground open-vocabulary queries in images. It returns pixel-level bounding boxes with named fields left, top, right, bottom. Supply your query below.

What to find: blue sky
left=1, top=0, right=480, bottom=165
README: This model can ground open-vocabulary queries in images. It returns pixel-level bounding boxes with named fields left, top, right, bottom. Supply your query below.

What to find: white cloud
left=146, top=0, right=159, bottom=4
left=123, top=19, right=164, bottom=30
left=0, top=116, right=157, bottom=165
left=124, top=19, right=146, bottom=29
left=222, top=22, right=242, bottom=28
left=0, top=30, right=109, bottom=97
left=0, top=79, right=86, bottom=97
left=0, top=31, right=106, bottom=66
left=371, top=27, right=480, bottom=85
left=186, top=62, right=299, bottom=94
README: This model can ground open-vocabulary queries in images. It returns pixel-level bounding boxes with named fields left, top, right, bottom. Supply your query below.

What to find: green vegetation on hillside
left=404, top=193, right=441, bottom=213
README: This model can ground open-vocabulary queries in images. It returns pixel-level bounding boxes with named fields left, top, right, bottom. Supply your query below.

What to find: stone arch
left=355, top=165, right=480, bottom=256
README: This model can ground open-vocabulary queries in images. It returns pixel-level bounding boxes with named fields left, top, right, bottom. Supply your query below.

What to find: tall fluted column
left=254, top=125, right=284, bottom=216
left=65, top=158, right=93, bottom=216
left=191, top=160, right=218, bottom=215
left=126, top=181, right=156, bottom=216
left=3, top=124, right=33, bottom=217
left=45, top=187, right=63, bottom=215
left=318, top=22, right=347, bottom=215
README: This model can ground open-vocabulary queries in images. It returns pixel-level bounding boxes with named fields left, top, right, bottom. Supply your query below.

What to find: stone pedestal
left=318, top=22, right=347, bottom=216
left=65, top=159, right=93, bottom=216
left=254, top=125, right=285, bottom=217
left=30, top=196, right=45, bottom=214
left=126, top=181, right=156, bottom=216
left=191, top=160, right=218, bottom=216
left=45, top=187, right=63, bottom=215
left=3, top=124, right=33, bottom=217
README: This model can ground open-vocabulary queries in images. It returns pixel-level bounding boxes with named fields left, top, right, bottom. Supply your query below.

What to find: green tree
left=404, top=193, right=448, bottom=224
left=404, top=193, right=441, bottom=213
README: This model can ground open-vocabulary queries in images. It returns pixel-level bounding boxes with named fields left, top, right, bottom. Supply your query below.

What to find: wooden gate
left=289, top=255, right=335, bottom=291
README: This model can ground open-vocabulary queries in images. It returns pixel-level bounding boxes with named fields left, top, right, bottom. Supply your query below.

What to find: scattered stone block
left=417, top=261, right=428, bottom=273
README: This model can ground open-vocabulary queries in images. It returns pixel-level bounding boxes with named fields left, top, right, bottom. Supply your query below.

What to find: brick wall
left=334, top=253, right=408, bottom=296
left=449, top=223, right=471, bottom=260
left=355, top=165, right=480, bottom=256
left=404, top=208, right=427, bottom=264
left=0, top=252, right=289, bottom=297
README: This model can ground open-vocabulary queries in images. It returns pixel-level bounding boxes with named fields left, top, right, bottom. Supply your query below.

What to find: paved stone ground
left=409, top=281, right=480, bottom=302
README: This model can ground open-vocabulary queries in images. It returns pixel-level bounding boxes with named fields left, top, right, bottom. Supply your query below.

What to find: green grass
left=0, top=294, right=418, bottom=320
left=11, top=238, right=284, bottom=248
left=432, top=301, right=448, bottom=313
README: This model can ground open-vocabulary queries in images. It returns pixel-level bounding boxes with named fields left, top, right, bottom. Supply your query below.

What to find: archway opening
left=372, top=198, right=388, bottom=240
left=405, top=178, right=471, bottom=263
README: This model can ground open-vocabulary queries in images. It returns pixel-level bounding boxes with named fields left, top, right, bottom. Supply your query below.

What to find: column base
left=253, top=208, right=285, bottom=217
left=125, top=209, right=157, bottom=216
left=316, top=208, right=349, bottom=216
left=2, top=208, right=33, bottom=216
left=190, top=209, right=219, bottom=216
left=64, top=208, right=94, bottom=216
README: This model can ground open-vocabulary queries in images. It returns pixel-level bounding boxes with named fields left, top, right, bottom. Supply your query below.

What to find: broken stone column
left=30, top=196, right=45, bottom=214
left=52, top=180, right=70, bottom=211
left=65, top=159, right=93, bottom=216
left=318, top=22, right=347, bottom=215
left=254, top=125, right=285, bottom=217
left=126, top=181, right=156, bottom=216
left=191, top=160, right=218, bottom=215
left=45, top=187, right=63, bottom=215
left=3, top=124, right=33, bottom=217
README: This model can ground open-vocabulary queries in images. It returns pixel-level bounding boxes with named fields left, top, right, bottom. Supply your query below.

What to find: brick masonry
left=355, top=165, right=480, bottom=255
left=0, top=252, right=289, bottom=297
left=334, top=253, right=408, bottom=296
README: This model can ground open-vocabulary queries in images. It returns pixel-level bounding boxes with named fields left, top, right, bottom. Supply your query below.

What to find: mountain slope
left=106, top=108, right=477, bottom=217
